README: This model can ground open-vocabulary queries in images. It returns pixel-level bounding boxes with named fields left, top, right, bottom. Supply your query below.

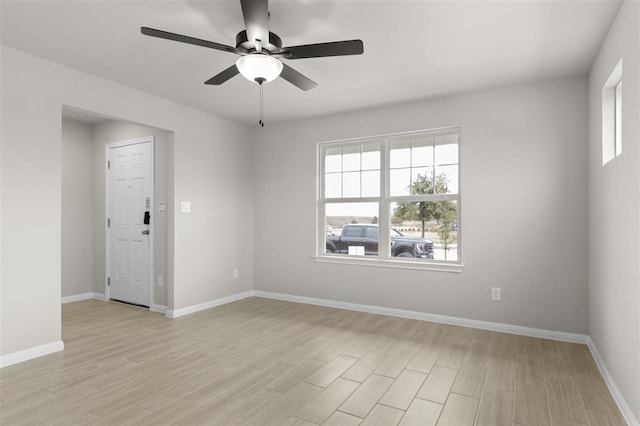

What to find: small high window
left=602, top=59, right=623, bottom=165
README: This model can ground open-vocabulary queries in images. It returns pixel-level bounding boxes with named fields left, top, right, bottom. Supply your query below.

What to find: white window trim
left=602, top=58, right=623, bottom=165
left=316, top=127, right=463, bottom=271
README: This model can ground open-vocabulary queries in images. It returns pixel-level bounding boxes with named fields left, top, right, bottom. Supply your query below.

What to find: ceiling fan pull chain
left=259, top=82, right=265, bottom=127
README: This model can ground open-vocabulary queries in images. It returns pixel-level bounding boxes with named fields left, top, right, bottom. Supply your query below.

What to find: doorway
left=61, top=107, right=171, bottom=311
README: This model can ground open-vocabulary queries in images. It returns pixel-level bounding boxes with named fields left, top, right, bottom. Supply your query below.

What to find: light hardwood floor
left=0, top=297, right=626, bottom=425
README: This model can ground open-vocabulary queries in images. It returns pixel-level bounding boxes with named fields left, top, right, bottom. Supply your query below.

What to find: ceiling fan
left=140, top=0, right=364, bottom=92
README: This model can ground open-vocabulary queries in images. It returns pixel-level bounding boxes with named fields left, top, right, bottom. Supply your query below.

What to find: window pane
left=411, top=168, right=434, bottom=195
left=343, top=171, right=361, bottom=198
left=343, top=226, right=363, bottom=237
left=362, top=143, right=380, bottom=170
left=365, top=226, right=378, bottom=239
left=434, top=143, right=458, bottom=165
left=435, top=166, right=458, bottom=194
left=325, top=202, right=379, bottom=257
left=326, top=202, right=378, bottom=224
left=325, top=147, right=342, bottom=173
left=390, top=139, right=411, bottom=168
left=362, top=170, right=380, bottom=197
left=343, top=145, right=361, bottom=172
left=390, top=168, right=411, bottom=196
left=325, top=173, right=341, bottom=198
left=411, top=137, right=434, bottom=167
left=390, top=200, right=458, bottom=261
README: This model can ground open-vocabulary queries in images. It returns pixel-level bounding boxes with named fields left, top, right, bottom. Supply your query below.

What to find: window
left=319, top=128, right=461, bottom=267
left=602, top=59, right=623, bottom=165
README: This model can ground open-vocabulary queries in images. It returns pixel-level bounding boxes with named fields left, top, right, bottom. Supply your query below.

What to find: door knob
left=141, top=229, right=150, bottom=235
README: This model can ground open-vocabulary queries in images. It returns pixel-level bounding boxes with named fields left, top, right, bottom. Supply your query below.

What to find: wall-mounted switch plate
left=180, top=201, right=191, bottom=213
left=491, top=287, right=501, bottom=301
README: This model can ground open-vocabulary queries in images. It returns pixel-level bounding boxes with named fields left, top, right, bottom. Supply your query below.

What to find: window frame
left=316, top=127, right=463, bottom=272
left=602, top=58, right=623, bottom=165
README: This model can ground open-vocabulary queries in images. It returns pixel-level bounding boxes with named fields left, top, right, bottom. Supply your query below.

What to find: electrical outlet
left=491, top=287, right=501, bottom=301
left=233, top=268, right=239, bottom=279
left=158, top=274, right=164, bottom=287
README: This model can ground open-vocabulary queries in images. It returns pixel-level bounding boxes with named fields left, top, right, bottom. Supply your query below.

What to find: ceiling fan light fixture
left=236, top=54, right=283, bottom=84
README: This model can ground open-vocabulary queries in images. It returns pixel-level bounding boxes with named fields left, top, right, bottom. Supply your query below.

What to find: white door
left=107, top=138, right=153, bottom=307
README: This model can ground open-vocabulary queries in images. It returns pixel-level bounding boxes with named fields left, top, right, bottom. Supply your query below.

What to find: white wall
left=1, top=48, right=63, bottom=356
left=253, top=76, right=589, bottom=334
left=61, top=118, right=94, bottom=298
left=588, top=0, right=640, bottom=421
left=0, top=46, right=254, bottom=359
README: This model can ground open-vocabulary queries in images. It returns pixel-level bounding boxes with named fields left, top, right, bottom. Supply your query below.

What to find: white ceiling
left=1, top=0, right=621, bottom=126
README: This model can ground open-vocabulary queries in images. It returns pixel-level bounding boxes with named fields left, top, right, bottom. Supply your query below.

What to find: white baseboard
left=0, top=340, right=64, bottom=368
left=587, top=338, right=639, bottom=426
left=150, top=304, right=167, bottom=314
left=61, top=292, right=94, bottom=304
left=63, top=294, right=164, bottom=315
left=165, top=291, right=254, bottom=318
left=61, top=292, right=105, bottom=304
left=252, top=290, right=589, bottom=344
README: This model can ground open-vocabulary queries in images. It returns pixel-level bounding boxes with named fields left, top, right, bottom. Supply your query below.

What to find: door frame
left=104, top=136, right=155, bottom=307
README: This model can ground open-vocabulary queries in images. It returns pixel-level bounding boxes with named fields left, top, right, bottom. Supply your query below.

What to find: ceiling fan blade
left=141, top=27, right=241, bottom=54
left=284, top=39, right=364, bottom=59
left=240, top=0, right=270, bottom=46
left=280, top=63, right=317, bottom=91
left=204, top=65, right=240, bottom=85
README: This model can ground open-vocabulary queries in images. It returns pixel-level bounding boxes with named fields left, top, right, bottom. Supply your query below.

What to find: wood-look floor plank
left=295, top=378, right=360, bottom=424
left=436, top=393, right=479, bottom=426
left=513, top=382, right=551, bottom=426
left=416, top=365, right=458, bottom=404
left=451, top=368, right=486, bottom=399
left=378, top=369, right=427, bottom=410
left=304, top=354, right=358, bottom=388
left=324, top=410, right=363, bottom=425
left=476, top=389, right=514, bottom=426
left=341, top=351, right=388, bottom=382
left=249, top=382, right=323, bottom=426
left=484, top=357, right=516, bottom=392
left=339, top=374, right=394, bottom=418
left=0, top=298, right=626, bottom=426
left=361, top=404, right=405, bottom=426
left=399, top=398, right=442, bottom=426
left=586, top=409, right=628, bottom=426
left=406, top=346, right=440, bottom=374
left=546, top=377, right=590, bottom=426
left=373, top=347, right=415, bottom=379
left=265, top=358, right=325, bottom=394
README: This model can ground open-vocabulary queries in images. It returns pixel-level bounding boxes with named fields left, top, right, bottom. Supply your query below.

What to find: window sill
left=313, top=255, right=464, bottom=273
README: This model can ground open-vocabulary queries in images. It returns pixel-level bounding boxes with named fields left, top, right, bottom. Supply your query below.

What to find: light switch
left=181, top=201, right=191, bottom=213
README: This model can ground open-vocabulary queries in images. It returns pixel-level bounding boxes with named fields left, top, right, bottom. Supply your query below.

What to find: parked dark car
left=326, top=224, right=434, bottom=258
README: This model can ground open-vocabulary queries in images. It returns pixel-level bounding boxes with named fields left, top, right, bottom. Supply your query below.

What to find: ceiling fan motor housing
left=235, top=30, right=282, bottom=53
